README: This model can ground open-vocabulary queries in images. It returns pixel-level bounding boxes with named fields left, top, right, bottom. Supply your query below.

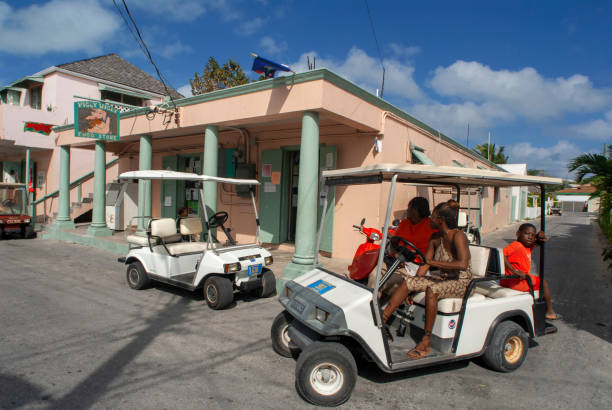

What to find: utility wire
left=364, top=0, right=385, bottom=98
left=113, top=0, right=177, bottom=111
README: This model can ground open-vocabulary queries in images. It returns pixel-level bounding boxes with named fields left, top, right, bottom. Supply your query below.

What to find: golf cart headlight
left=223, top=262, right=241, bottom=273
left=265, top=256, right=273, bottom=265
left=370, top=232, right=380, bottom=241
left=315, top=307, right=329, bottom=322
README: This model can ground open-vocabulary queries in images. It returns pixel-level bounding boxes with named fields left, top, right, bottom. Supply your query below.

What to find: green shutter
left=161, top=155, right=178, bottom=218
left=259, top=149, right=283, bottom=243
left=318, top=146, right=337, bottom=253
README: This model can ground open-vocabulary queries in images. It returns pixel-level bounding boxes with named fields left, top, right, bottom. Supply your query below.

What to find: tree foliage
left=190, top=57, right=251, bottom=95
left=474, top=143, right=509, bottom=164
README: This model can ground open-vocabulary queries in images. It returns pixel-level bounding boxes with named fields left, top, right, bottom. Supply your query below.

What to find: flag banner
left=24, top=122, right=54, bottom=135
left=74, top=101, right=120, bottom=141
left=251, top=54, right=292, bottom=78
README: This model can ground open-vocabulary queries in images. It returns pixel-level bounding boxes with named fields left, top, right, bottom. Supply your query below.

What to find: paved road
left=0, top=215, right=610, bottom=409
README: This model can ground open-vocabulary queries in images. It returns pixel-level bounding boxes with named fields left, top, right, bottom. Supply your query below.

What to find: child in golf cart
left=382, top=199, right=473, bottom=359
left=501, top=223, right=559, bottom=320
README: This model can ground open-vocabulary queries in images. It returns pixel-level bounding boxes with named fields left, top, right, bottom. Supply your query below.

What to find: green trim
left=32, top=158, right=119, bottom=205
left=452, top=160, right=466, bottom=167
left=54, top=68, right=502, bottom=169
left=98, top=84, right=153, bottom=100
left=411, top=149, right=435, bottom=165
left=8, top=75, right=43, bottom=88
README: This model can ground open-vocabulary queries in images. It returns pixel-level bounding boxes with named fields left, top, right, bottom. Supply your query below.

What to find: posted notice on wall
left=262, top=164, right=272, bottom=178
left=264, top=182, right=276, bottom=193
left=164, top=196, right=172, bottom=206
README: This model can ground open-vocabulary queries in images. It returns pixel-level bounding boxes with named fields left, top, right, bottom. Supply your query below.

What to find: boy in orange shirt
left=501, top=223, right=559, bottom=320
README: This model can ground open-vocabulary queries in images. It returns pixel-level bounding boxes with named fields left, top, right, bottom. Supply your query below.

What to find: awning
left=9, top=75, right=43, bottom=88
left=98, top=84, right=153, bottom=100
left=411, top=146, right=435, bottom=165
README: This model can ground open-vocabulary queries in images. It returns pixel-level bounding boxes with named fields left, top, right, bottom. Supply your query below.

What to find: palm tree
left=568, top=147, right=612, bottom=223
left=473, top=143, right=509, bottom=164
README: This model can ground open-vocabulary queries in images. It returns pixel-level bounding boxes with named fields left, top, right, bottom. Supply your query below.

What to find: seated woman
left=382, top=199, right=472, bottom=359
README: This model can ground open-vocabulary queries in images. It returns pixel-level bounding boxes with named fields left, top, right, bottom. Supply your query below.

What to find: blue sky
left=1, top=0, right=610, bottom=177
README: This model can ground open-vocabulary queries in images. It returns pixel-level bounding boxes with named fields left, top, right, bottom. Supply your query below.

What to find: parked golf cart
left=0, top=182, right=35, bottom=239
left=117, top=170, right=275, bottom=310
left=271, top=163, right=560, bottom=407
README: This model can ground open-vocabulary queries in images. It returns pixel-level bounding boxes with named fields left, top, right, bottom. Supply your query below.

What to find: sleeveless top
left=434, top=240, right=472, bottom=281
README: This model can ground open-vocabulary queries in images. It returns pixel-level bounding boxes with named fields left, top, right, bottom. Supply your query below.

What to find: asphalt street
left=0, top=214, right=610, bottom=409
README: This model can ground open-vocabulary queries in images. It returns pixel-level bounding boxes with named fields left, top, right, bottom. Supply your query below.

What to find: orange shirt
left=395, top=217, right=437, bottom=255
left=501, top=241, right=540, bottom=291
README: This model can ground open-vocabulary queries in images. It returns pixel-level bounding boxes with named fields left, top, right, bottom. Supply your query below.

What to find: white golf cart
left=270, top=163, right=561, bottom=406
left=117, top=170, right=275, bottom=310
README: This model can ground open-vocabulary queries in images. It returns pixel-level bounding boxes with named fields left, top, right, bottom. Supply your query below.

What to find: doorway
left=286, top=151, right=300, bottom=242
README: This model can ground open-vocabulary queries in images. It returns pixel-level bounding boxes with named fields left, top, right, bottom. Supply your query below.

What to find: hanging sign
left=74, top=101, right=120, bottom=141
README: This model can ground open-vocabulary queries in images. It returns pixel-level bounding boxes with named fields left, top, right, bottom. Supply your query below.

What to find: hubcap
left=310, top=362, right=344, bottom=396
left=281, top=325, right=291, bottom=348
left=504, top=336, right=523, bottom=364
left=128, top=268, right=139, bottom=285
left=207, top=285, right=218, bottom=303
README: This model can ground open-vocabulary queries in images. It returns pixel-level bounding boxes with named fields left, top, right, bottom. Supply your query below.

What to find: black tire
left=126, top=261, right=151, bottom=290
left=295, top=342, right=357, bottom=407
left=204, top=276, right=234, bottom=310
left=482, top=321, right=528, bottom=372
left=271, top=311, right=300, bottom=358
left=255, top=269, right=276, bottom=298
left=23, top=225, right=36, bottom=239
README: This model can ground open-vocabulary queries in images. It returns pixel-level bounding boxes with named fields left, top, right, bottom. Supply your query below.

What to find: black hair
left=408, top=197, right=430, bottom=218
left=433, top=199, right=459, bottom=229
left=518, top=223, right=536, bottom=233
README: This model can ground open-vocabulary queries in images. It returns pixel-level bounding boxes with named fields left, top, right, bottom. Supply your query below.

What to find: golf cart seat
left=150, top=218, right=205, bottom=256
left=411, top=245, right=502, bottom=314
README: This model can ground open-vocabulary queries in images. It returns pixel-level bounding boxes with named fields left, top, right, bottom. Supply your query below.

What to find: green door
left=161, top=155, right=178, bottom=218
left=511, top=196, right=517, bottom=222
left=318, top=146, right=337, bottom=253
left=259, top=149, right=283, bottom=243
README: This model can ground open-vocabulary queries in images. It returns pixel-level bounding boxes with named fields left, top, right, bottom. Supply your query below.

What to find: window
left=493, top=187, right=500, bottom=214
left=7, top=90, right=21, bottom=106
left=410, top=144, right=435, bottom=165
left=30, top=86, right=42, bottom=110
left=452, top=160, right=466, bottom=167
left=100, top=89, right=145, bottom=107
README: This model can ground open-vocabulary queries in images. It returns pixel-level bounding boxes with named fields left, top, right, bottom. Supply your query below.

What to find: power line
left=113, top=0, right=177, bottom=111
left=364, top=0, right=385, bottom=98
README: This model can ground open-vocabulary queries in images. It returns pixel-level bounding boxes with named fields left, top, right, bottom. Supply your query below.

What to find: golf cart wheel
left=204, top=276, right=234, bottom=310
left=126, top=261, right=151, bottom=290
left=483, top=321, right=528, bottom=372
left=295, top=342, right=357, bottom=407
left=271, top=311, right=300, bottom=358
left=256, top=269, right=276, bottom=298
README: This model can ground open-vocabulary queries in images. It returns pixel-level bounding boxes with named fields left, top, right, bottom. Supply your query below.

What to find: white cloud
left=290, top=47, right=424, bottom=100
left=389, top=43, right=421, bottom=58
left=157, top=41, right=193, bottom=59
left=259, top=36, right=287, bottom=56
left=0, top=0, right=120, bottom=55
left=571, top=110, right=612, bottom=140
left=177, top=84, right=193, bottom=98
left=507, top=140, right=581, bottom=177
left=408, top=100, right=512, bottom=137
left=237, top=17, right=266, bottom=35
left=430, top=61, right=612, bottom=121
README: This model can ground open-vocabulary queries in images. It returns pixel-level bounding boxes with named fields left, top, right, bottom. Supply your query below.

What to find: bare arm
left=428, top=231, right=470, bottom=271
left=416, top=237, right=436, bottom=276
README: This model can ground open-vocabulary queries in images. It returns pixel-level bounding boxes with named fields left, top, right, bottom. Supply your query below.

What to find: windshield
left=0, top=187, right=26, bottom=215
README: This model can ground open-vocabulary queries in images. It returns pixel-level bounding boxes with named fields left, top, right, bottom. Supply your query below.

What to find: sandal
left=406, top=345, right=430, bottom=359
left=546, top=313, right=562, bottom=320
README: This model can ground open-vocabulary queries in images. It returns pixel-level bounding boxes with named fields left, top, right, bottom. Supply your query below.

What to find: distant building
left=552, top=185, right=599, bottom=213
left=0, top=54, right=182, bottom=222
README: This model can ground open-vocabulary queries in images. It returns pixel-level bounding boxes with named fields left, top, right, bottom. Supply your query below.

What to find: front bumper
left=237, top=277, right=262, bottom=291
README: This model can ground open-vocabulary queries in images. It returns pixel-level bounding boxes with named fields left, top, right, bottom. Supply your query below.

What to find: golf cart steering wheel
left=387, top=235, right=427, bottom=266
left=1, top=199, right=14, bottom=207
left=207, top=211, right=228, bottom=228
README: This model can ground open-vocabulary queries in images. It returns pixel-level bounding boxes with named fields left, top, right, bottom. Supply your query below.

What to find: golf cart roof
left=0, top=182, right=26, bottom=189
left=322, top=163, right=562, bottom=187
left=119, top=170, right=260, bottom=186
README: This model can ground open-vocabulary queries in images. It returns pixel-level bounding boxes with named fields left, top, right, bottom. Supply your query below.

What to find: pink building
left=0, top=54, right=182, bottom=224
left=54, top=68, right=513, bottom=261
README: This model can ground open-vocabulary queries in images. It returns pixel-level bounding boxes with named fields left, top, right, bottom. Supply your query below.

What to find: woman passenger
left=382, top=199, right=472, bottom=359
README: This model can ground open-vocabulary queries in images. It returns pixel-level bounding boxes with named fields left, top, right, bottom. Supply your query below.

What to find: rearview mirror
left=360, top=218, right=365, bottom=226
